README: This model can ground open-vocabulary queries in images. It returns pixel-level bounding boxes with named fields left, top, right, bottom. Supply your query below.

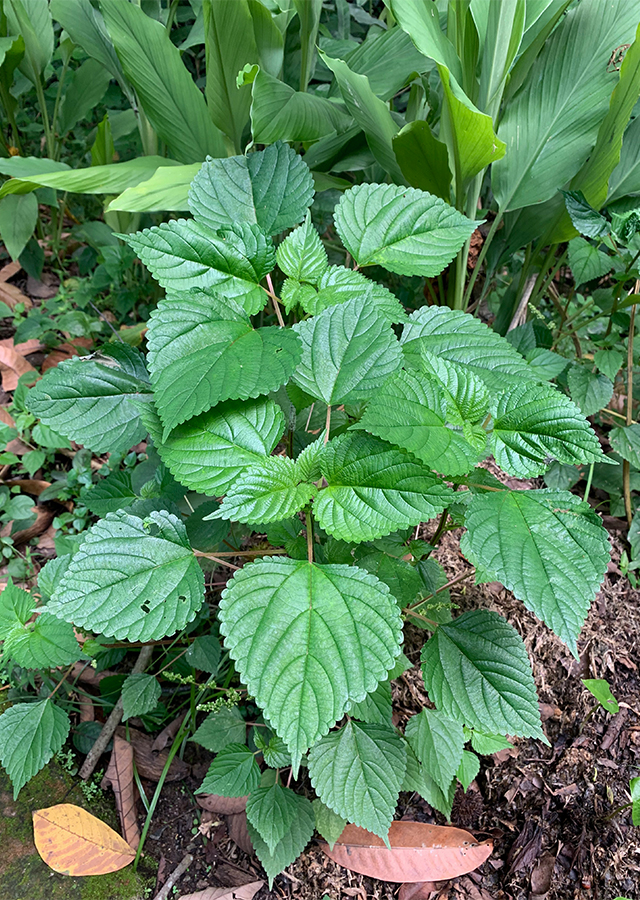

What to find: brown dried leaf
left=399, top=883, right=442, bottom=900
left=227, top=811, right=254, bottom=855
left=5, top=437, right=31, bottom=456
left=178, top=882, right=263, bottom=900
left=70, top=662, right=117, bottom=686
left=33, top=803, right=135, bottom=875
left=116, top=725, right=189, bottom=782
left=79, top=699, right=95, bottom=723
left=11, top=507, right=54, bottom=545
left=0, top=280, right=31, bottom=310
left=27, top=273, right=58, bottom=299
left=0, top=342, right=36, bottom=391
left=197, top=795, right=248, bottom=816
left=320, top=822, right=492, bottom=883
left=0, top=406, right=15, bottom=428
left=101, top=735, right=140, bottom=849
left=41, top=337, right=93, bottom=372
left=152, top=713, right=187, bottom=752
left=530, top=853, right=556, bottom=898
left=0, top=260, right=22, bottom=282
left=5, top=479, right=52, bottom=496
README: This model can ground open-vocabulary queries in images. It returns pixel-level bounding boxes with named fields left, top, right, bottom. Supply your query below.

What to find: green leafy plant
left=0, top=145, right=613, bottom=885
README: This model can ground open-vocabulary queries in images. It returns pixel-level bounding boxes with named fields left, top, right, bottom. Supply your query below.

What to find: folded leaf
left=610, top=423, right=640, bottom=468
left=313, top=799, right=346, bottom=851
left=421, top=610, right=544, bottom=739
left=122, top=220, right=274, bottom=314
left=334, top=183, right=477, bottom=276
left=146, top=292, right=301, bottom=436
left=246, top=784, right=312, bottom=854
left=490, top=382, right=607, bottom=477
left=146, top=398, right=284, bottom=496
left=291, top=295, right=402, bottom=405
left=49, top=511, right=204, bottom=642
left=0, top=700, right=70, bottom=798
left=460, top=490, right=610, bottom=653
left=219, top=557, right=402, bottom=771
left=190, top=142, right=314, bottom=236
left=26, top=344, right=152, bottom=455
left=346, top=678, right=393, bottom=726
left=247, top=800, right=314, bottom=888
left=306, top=266, right=407, bottom=323
left=308, top=720, right=406, bottom=841
left=314, top=432, right=453, bottom=541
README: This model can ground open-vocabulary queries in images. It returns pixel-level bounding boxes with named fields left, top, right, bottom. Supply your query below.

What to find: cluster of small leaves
left=0, top=145, right=612, bottom=884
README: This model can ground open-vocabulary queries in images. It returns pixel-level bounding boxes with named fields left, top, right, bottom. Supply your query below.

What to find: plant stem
left=266, top=273, right=285, bottom=327
left=193, top=550, right=241, bottom=570
left=430, top=508, right=449, bottom=547
left=584, top=462, right=595, bottom=505
left=33, top=74, right=55, bottom=159
left=403, top=569, right=475, bottom=614
left=623, top=284, right=638, bottom=526
left=324, top=404, right=331, bottom=444
left=305, top=510, right=314, bottom=563
left=47, top=663, right=76, bottom=700
left=463, top=209, right=504, bottom=309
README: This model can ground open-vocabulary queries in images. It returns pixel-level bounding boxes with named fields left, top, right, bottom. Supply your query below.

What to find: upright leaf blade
left=461, top=490, right=610, bottom=653
left=0, top=700, right=70, bottom=798
left=247, top=784, right=311, bottom=854
left=247, top=800, right=314, bottom=888
left=219, top=557, right=402, bottom=771
left=405, top=709, right=464, bottom=794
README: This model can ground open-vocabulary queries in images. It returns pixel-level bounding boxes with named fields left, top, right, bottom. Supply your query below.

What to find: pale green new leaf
left=312, top=799, right=346, bottom=850
left=5, top=0, right=53, bottom=82
left=607, top=114, right=640, bottom=203
left=49, top=511, right=204, bottom=642
left=334, top=183, right=477, bottom=276
left=567, top=365, right=614, bottom=416
left=3, top=612, right=82, bottom=670
left=146, top=292, right=301, bottom=436
left=610, top=424, right=640, bottom=468
left=405, top=709, right=464, bottom=794
left=101, top=0, right=225, bottom=162
left=197, top=743, right=260, bottom=797
left=107, top=164, right=199, bottom=213
left=0, top=700, right=70, bottom=798
left=490, top=382, right=607, bottom=477
left=419, top=350, right=489, bottom=425
left=123, top=220, right=274, bottom=314
left=314, top=432, right=453, bottom=542
left=421, top=610, right=544, bottom=739
left=456, top=750, right=480, bottom=791
left=357, top=369, right=482, bottom=477
left=121, top=673, right=161, bottom=721
left=210, top=455, right=315, bottom=524
left=219, top=557, right=402, bottom=771
left=189, top=143, right=314, bottom=236
left=26, top=345, right=152, bottom=456
left=582, top=678, right=619, bottom=714
left=247, top=784, right=311, bottom=854
left=309, top=267, right=407, bottom=323
left=389, top=0, right=462, bottom=82
left=401, top=306, right=537, bottom=389
left=191, top=707, right=245, bottom=753
left=276, top=213, right=327, bottom=282
left=492, top=0, right=640, bottom=211
left=147, top=398, right=284, bottom=496
left=568, top=237, right=613, bottom=287
left=291, top=296, right=402, bottom=405
left=461, top=490, right=610, bottom=653
left=281, top=279, right=318, bottom=313
left=308, top=721, right=406, bottom=841
left=247, top=801, right=314, bottom=889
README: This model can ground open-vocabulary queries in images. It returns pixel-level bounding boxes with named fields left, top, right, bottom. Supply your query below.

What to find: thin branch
left=266, top=273, right=286, bottom=328
left=305, top=510, right=314, bottom=564
left=324, top=404, right=331, bottom=444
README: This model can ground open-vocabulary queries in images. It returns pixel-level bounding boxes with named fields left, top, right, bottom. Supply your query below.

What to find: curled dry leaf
left=101, top=734, right=140, bottom=849
left=178, top=881, right=264, bottom=900
left=70, top=661, right=117, bottom=685
left=152, top=712, right=187, bottom=752
left=0, top=280, right=31, bottom=310
left=5, top=479, right=52, bottom=496
left=320, top=822, right=492, bottom=883
left=399, top=882, right=442, bottom=900
left=0, top=342, right=36, bottom=391
left=42, top=337, right=93, bottom=373
left=227, top=811, right=254, bottom=856
left=0, top=406, right=15, bottom=427
left=10, top=507, right=54, bottom=545
left=79, top=698, right=95, bottom=722
left=197, top=794, right=248, bottom=815
left=33, top=803, right=135, bottom=875
left=0, top=260, right=22, bottom=282
left=115, top=725, right=189, bottom=782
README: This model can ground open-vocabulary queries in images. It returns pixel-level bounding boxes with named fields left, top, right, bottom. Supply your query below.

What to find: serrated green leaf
left=346, top=679, right=392, bottom=726
left=146, top=291, right=301, bottom=436
left=49, top=511, right=204, bottom=642
left=147, top=398, right=284, bottom=496
left=582, top=678, right=619, bottom=714
left=189, top=142, right=314, bottom=236
left=281, top=278, right=318, bottom=313
left=185, top=635, right=221, bottom=674
left=81, top=470, right=136, bottom=517
left=254, top=731, right=291, bottom=769
left=0, top=578, right=33, bottom=638
left=121, top=673, right=161, bottom=721
left=610, top=424, right=640, bottom=468
left=419, top=350, right=490, bottom=425
left=466, top=729, right=513, bottom=756
left=525, top=348, right=568, bottom=381
left=561, top=190, right=609, bottom=238
left=247, top=784, right=310, bottom=854
left=461, top=490, right=610, bottom=653
left=247, top=799, right=314, bottom=888
left=26, top=345, right=152, bottom=455
left=568, top=237, right=613, bottom=286
left=456, top=750, right=480, bottom=791
left=490, top=382, right=607, bottom=477
left=421, top=609, right=544, bottom=739
left=122, top=220, right=274, bottom=314
left=312, top=799, right=346, bottom=850
left=291, top=296, right=402, bottom=406
left=314, top=432, right=453, bottom=541
left=594, top=348, right=623, bottom=382
left=276, top=212, right=327, bottom=282
left=191, top=707, right=245, bottom=752
left=405, top=709, right=464, bottom=794
left=37, top=557, right=72, bottom=604
left=308, top=721, right=406, bottom=841
left=219, top=557, right=402, bottom=771
left=357, top=369, right=482, bottom=477
left=401, top=306, right=537, bottom=390
left=355, top=552, right=423, bottom=608
left=0, top=700, right=70, bottom=798
left=334, top=183, right=477, bottom=277
left=3, top=612, right=81, bottom=669
left=305, top=266, right=407, bottom=324
left=197, top=743, right=260, bottom=797
left=567, top=365, right=614, bottom=416
left=401, top=741, right=456, bottom=819
left=210, top=455, right=315, bottom=524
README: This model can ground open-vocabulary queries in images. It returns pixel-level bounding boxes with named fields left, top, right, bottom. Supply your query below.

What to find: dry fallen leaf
left=0, top=406, right=15, bottom=428
left=152, top=712, right=187, bottom=752
left=101, top=734, right=140, bottom=849
left=197, top=794, right=248, bottom=815
left=115, top=725, right=189, bottom=782
left=320, top=822, right=492, bottom=883
left=10, top=506, right=54, bottom=545
left=227, top=811, right=254, bottom=856
left=0, top=260, right=22, bottom=283
left=399, top=882, right=442, bottom=899
left=0, top=280, right=31, bottom=310
left=42, top=337, right=93, bottom=372
left=0, top=342, right=36, bottom=391
left=5, top=479, right=52, bottom=496
left=33, top=803, right=136, bottom=875
left=178, top=880, right=264, bottom=900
